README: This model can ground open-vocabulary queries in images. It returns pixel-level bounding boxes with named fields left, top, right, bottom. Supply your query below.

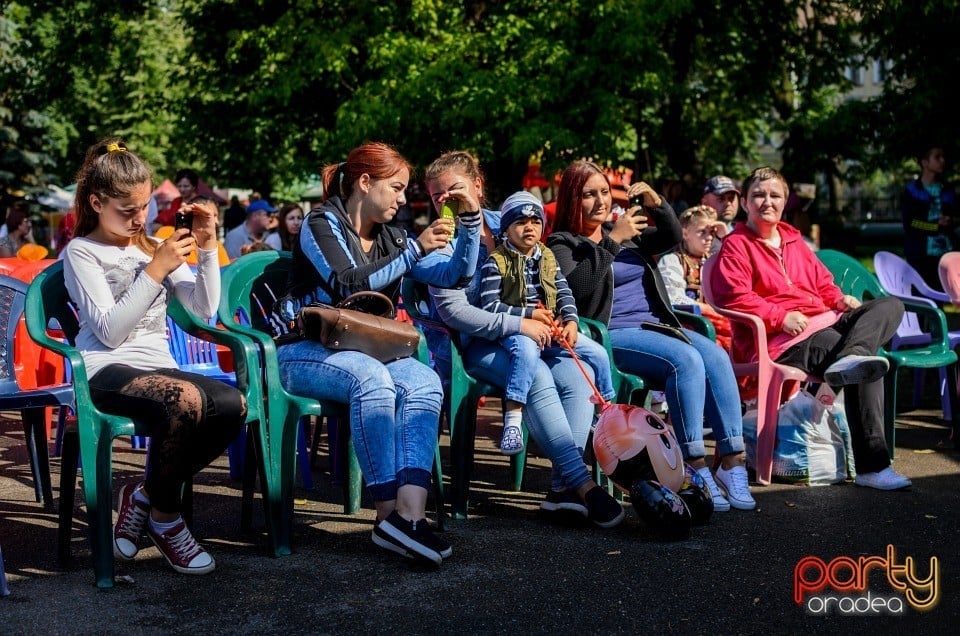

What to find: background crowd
left=3, top=136, right=949, bottom=581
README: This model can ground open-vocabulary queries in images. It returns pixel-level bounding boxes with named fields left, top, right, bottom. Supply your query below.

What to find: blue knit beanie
left=499, top=191, right=545, bottom=236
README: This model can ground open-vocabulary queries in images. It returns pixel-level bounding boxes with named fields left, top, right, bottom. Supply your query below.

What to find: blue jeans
left=608, top=328, right=744, bottom=460
left=277, top=340, right=443, bottom=501
left=464, top=338, right=595, bottom=492
left=500, top=333, right=616, bottom=406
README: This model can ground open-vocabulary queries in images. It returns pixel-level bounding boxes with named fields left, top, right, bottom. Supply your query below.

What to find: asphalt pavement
left=1, top=395, right=958, bottom=635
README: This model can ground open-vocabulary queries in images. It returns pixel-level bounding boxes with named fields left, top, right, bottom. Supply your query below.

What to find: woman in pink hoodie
left=712, top=166, right=910, bottom=491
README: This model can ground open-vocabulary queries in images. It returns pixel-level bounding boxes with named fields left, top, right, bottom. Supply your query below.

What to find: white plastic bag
left=743, top=384, right=856, bottom=485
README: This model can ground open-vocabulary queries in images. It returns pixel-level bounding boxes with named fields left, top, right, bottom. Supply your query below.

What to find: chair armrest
left=675, top=308, right=715, bottom=340
left=167, top=299, right=264, bottom=415
left=23, top=298, right=90, bottom=389
left=708, top=305, right=772, bottom=368
left=899, top=297, right=953, bottom=350
left=578, top=317, right=608, bottom=343
left=888, top=293, right=937, bottom=309
left=916, top=281, right=950, bottom=303
left=415, top=326, right=431, bottom=365
left=25, top=324, right=89, bottom=385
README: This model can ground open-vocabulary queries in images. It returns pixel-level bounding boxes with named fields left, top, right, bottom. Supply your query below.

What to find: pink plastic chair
left=938, top=252, right=960, bottom=307
left=701, top=257, right=816, bottom=485
left=874, top=251, right=960, bottom=419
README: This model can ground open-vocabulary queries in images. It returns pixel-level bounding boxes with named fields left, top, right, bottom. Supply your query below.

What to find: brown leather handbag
left=297, top=291, right=421, bottom=363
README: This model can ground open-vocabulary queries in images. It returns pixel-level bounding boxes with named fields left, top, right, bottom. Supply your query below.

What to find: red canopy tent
left=197, top=179, right=227, bottom=205
left=153, top=178, right=227, bottom=208
left=152, top=179, right=179, bottom=207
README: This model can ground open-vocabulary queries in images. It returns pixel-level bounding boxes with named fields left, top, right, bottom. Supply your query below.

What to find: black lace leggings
left=89, top=364, right=246, bottom=513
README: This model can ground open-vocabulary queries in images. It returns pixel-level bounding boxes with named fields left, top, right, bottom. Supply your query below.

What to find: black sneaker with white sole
left=584, top=486, right=626, bottom=528
left=372, top=511, right=450, bottom=565
left=540, top=488, right=589, bottom=516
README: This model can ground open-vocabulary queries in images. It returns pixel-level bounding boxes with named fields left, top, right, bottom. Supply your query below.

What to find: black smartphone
left=174, top=212, right=193, bottom=232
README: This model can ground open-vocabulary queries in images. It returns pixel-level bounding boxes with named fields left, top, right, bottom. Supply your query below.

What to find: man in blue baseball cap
left=224, top=198, right=276, bottom=259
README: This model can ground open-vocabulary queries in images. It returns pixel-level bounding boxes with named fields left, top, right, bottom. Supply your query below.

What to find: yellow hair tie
left=105, top=142, right=125, bottom=153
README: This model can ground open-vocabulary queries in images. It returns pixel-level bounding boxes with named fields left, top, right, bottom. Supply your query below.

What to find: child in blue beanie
left=480, top=191, right=616, bottom=455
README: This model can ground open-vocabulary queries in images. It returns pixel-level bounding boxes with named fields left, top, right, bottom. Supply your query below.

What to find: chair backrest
left=0, top=258, right=22, bottom=276
left=874, top=251, right=928, bottom=298
left=700, top=255, right=774, bottom=369
left=815, top=249, right=887, bottom=301
left=23, top=261, right=81, bottom=342
left=0, top=276, right=28, bottom=391
left=219, top=251, right=291, bottom=335
left=22, top=261, right=84, bottom=388
left=166, top=315, right=232, bottom=378
left=873, top=251, right=932, bottom=345
left=6, top=259, right=58, bottom=284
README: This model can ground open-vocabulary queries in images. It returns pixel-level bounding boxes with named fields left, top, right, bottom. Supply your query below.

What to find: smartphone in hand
left=440, top=199, right=459, bottom=220
left=174, top=212, right=193, bottom=232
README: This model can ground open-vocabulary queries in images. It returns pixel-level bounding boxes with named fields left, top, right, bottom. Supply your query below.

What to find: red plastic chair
left=701, top=257, right=816, bottom=485
left=7, top=259, right=64, bottom=443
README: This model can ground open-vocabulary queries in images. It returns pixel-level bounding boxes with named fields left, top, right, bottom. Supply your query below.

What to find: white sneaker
left=855, top=466, right=912, bottom=490
left=649, top=390, right=668, bottom=414
left=714, top=465, right=757, bottom=510
left=823, top=355, right=890, bottom=385
left=696, top=467, right=730, bottom=512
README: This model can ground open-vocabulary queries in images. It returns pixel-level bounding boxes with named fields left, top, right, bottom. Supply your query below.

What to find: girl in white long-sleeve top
left=63, top=138, right=246, bottom=576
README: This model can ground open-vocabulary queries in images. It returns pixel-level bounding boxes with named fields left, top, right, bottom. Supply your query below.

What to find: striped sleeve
left=479, top=258, right=526, bottom=317
left=554, top=269, right=579, bottom=324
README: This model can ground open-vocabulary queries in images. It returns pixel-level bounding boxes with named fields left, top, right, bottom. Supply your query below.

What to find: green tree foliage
left=854, top=0, right=960, bottom=173
left=0, top=9, right=56, bottom=200
left=11, top=0, right=189, bottom=184
left=3, top=0, right=958, bottom=208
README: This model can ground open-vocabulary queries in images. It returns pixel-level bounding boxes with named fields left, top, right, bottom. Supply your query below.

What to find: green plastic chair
left=218, top=252, right=358, bottom=548
left=674, top=307, right=717, bottom=341
left=24, top=261, right=266, bottom=588
left=401, top=278, right=527, bottom=520
left=578, top=317, right=648, bottom=406
left=219, top=252, right=444, bottom=540
left=817, top=249, right=960, bottom=457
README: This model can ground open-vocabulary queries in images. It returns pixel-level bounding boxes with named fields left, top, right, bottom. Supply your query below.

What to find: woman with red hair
left=547, top=160, right=755, bottom=512
left=275, top=142, right=481, bottom=566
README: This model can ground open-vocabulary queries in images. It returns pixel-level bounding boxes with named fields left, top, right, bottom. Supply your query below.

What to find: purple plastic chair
left=874, top=251, right=960, bottom=419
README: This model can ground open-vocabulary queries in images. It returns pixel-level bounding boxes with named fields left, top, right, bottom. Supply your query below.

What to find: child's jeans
left=500, top=332, right=616, bottom=405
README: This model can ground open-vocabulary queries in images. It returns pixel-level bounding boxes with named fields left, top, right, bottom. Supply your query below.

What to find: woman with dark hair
left=63, top=137, right=245, bottom=575
left=276, top=142, right=480, bottom=566
left=265, top=203, right=304, bottom=251
left=547, top=160, right=755, bottom=512
left=0, top=205, right=36, bottom=257
left=156, top=168, right=201, bottom=228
